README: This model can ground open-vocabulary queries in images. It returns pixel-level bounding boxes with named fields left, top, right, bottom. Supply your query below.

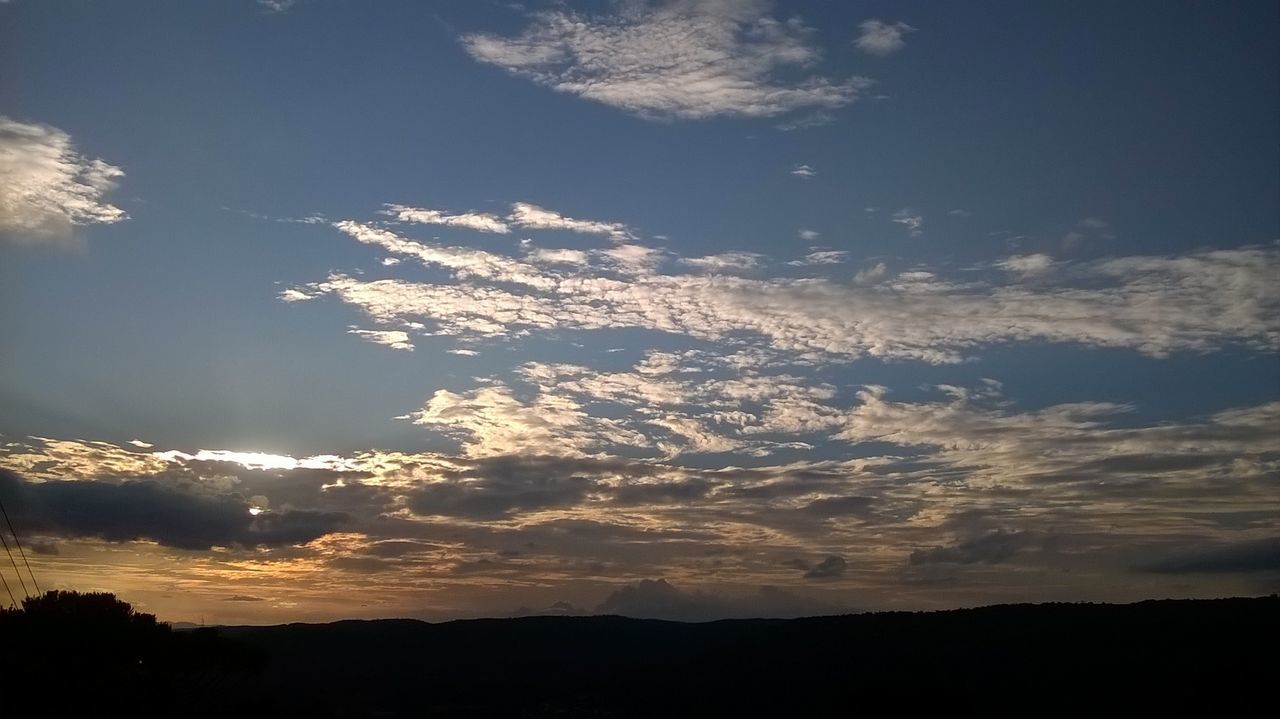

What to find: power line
left=0, top=557, right=15, bottom=609
left=0, top=500, right=38, bottom=595
left=0, top=565, right=15, bottom=609
left=0, top=524, right=27, bottom=599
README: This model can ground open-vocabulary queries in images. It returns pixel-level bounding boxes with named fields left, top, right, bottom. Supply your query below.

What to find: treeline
left=0, top=591, right=264, bottom=714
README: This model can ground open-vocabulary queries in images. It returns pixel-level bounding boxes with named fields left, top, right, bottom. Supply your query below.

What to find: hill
left=215, top=596, right=1277, bottom=716
left=4, top=594, right=1274, bottom=716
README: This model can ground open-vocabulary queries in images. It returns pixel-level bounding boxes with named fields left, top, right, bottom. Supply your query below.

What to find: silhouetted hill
left=5, top=594, right=1274, bottom=716
left=212, top=596, right=1277, bottom=717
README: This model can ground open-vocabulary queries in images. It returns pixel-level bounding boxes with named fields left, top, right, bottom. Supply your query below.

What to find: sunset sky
left=1, top=0, right=1277, bottom=624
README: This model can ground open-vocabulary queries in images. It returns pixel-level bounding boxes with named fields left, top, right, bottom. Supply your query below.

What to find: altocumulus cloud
left=285, top=208, right=1280, bottom=366
left=0, top=116, right=127, bottom=248
left=462, top=0, right=872, bottom=120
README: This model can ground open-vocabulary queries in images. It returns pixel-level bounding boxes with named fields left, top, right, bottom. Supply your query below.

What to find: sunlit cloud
left=348, top=327, right=415, bottom=351
left=509, top=202, right=633, bottom=240
left=384, top=204, right=511, bottom=234
left=0, top=116, right=127, bottom=248
left=462, top=0, right=872, bottom=120
left=285, top=210, right=1280, bottom=364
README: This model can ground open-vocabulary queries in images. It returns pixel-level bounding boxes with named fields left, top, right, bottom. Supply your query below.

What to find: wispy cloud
left=855, top=19, right=915, bottom=57
left=682, top=251, right=764, bottom=272
left=462, top=0, right=871, bottom=120
left=998, top=253, right=1055, bottom=276
left=0, top=116, right=127, bottom=248
left=788, top=250, right=848, bottom=266
left=384, top=204, right=511, bottom=234
left=892, top=209, right=923, bottom=237
left=509, top=202, right=632, bottom=240
left=257, top=0, right=297, bottom=13
left=790, top=164, right=816, bottom=178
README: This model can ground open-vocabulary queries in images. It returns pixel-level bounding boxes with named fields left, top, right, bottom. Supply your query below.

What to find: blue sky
left=0, top=0, right=1276, bottom=622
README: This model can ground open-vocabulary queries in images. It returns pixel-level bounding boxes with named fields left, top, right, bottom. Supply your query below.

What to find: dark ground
left=4, top=595, right=1276, bottom=716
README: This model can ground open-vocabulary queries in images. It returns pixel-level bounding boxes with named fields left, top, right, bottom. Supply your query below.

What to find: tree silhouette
left=0, top=590, right=265, bottom=714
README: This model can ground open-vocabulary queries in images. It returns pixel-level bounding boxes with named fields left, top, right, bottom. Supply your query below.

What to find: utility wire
left=0, top=561, right=15, bottom=609
left=0, top=500, right=38, bottom=595
left=0, top=525, right=28, bottom=599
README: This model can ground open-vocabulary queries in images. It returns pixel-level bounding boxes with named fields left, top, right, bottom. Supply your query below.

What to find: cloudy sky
left=1, top=0, right=1277, bottom=624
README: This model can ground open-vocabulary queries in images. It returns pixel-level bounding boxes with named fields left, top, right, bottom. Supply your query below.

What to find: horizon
left=166, top=592, right=1276, bottom=628
left=1, top=0, right=1277, bottom=625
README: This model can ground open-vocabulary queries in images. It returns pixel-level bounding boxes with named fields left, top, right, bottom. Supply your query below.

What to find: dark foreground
left=5, top=595, right=1277, bottom=716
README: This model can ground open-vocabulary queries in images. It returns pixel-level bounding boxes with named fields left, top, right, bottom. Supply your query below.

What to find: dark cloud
left=612, top=478, right=714, bottom=504
left=330, top=556, right=401, bottom=573
left=596, top=579, right=836, bottom=622
left=909, top=530, right=1033, bottom=566
left=26, top=539, right=60, bottom=555
left=1134, top=538, right=1280, bottom=574
left=406, top=455, right=676, bottom=518
left=510, top=600, right=589, bottom=617
left=0, top=470, right=349, bottom=550
left=803, top=555, right=848, bottom=580
left=408, top=474, right=593, bottom=519
left=223, top=595, right=266, bottom=602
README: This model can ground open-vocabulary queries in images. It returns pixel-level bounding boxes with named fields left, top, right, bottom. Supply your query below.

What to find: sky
left=0, top=0, right=1277, bottom=624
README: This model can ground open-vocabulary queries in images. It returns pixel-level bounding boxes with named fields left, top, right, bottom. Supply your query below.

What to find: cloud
left=999, top=253, right=1055, bottom=276
left=0, top=470, right=350, bottom=550
left=384, top=204, right=511, bottom=234
left=837, top=385, right=1280, bottom=505
left=855, top=20, right=915, bottom=57
left=406, top=383, right=646, bottom=457
left=1135, top=538, right=1280, bottom=574
left=1063, top=217, right=1116, bottom=249
left=347, top=327, right=414, bottom=351
left=382, top=202, right=633, bottom=240
left=909, top=531, right=1034, bottom=566
left=802, top=555, right=847, bottom=580
left=257, top=0, right=295, bottom=13
left=596, top=579, right=834, bottom=621
left=790, top=164, right=816, bottom=178
left=798, top=229, right=820, bottom=241
left=891, top=209, right=923, bottom=237
left=331, top=220, right=558, bottom=290
left=788, top=250, right=847, bottom=266
left=462, top=0, right=871, bottom=120
left=526, top=247, right=591, bottom=266
left=509, top=202, right=633, bottom=240
left=0, top=116, right=127, bottom=248
left=408, top=470, right=593, bottom=520
left=776, top=111, right=836, bottom=132
left=681, top=252, right=763, bottom=272
left=852, top=262, right=887, bottom=284
left=292, top=220, right=1280, bottom=364
left=2, top=409, right=1275, bottom=620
